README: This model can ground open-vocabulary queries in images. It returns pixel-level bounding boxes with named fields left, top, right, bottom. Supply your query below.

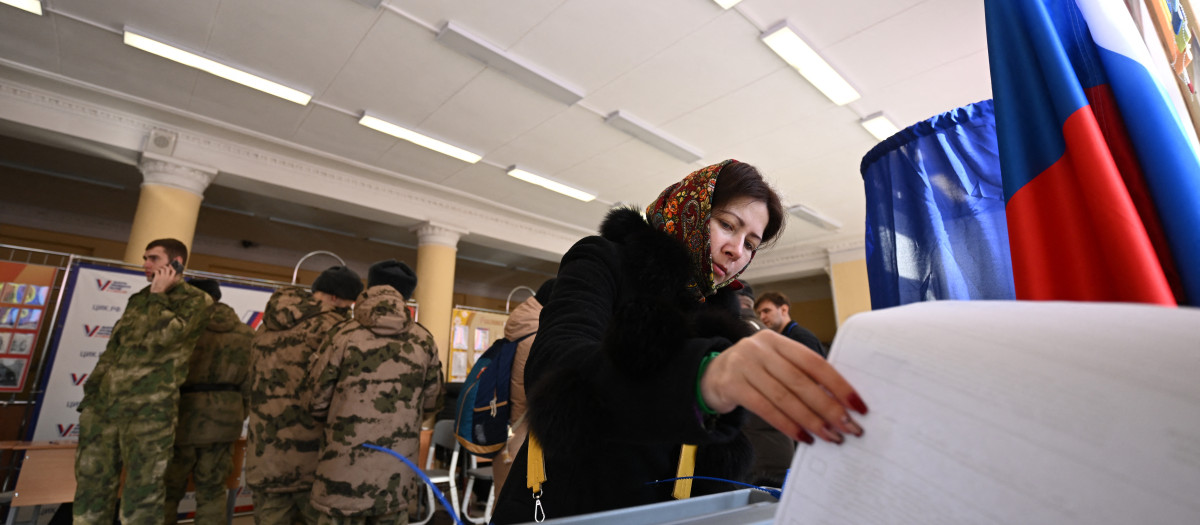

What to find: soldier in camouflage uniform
left=164, top=279, right=254, bottom=525
left=74, top=239, right=213, bottom=525
left=305, top=260, right=443, bottom=525
left=247, top=266, right=362, bottom=525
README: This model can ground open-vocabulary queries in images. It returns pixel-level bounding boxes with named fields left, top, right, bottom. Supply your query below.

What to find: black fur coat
left=491, top=208, right=756, bottom=524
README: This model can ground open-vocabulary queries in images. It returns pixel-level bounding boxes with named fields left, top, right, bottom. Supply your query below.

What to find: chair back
left=427, top=419, right=458, bottom=469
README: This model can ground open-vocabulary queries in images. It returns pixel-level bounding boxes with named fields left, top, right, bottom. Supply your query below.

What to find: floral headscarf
left=645, top=159, right=752, bottom=299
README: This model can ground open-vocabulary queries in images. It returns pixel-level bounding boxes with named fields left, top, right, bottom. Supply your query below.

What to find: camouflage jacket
left=176, top=302, right=254, bottom=445
left=81, top=280, right=212, bottom=415
left=305, top=285, right=443, bottom=517
left=246, top=287, right=350, bottom=493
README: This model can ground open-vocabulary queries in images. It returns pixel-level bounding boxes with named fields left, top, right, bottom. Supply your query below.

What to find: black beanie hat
left=368, top=259, right=417, bottom=299
left=534, top=278, right=556, bottom=305
left=189, top=278, right=222, bottom=301
left=312, top=266, right=364, bottom=301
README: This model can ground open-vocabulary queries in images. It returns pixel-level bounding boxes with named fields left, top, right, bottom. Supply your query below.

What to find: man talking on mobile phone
left=74, top=238, right=213, bottom=525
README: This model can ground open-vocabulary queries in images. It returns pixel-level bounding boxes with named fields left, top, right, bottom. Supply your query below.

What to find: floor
left=227, top=491, right=481, bottom=525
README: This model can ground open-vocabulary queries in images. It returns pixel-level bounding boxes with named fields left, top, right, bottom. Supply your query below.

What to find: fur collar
left=597, top=208, right=753, bottom=378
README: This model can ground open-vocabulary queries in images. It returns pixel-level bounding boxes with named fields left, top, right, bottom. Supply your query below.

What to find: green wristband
left=695, top=351, right=722, bottom=415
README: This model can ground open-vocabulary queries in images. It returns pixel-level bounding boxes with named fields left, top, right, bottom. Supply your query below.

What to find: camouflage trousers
left=73, top=405, right=175, bottom=525
left=164, top=442, right=234, bottom=525
left=252, top=490, right=320, bottom=525
left=315, top=511, right=408, bottom=525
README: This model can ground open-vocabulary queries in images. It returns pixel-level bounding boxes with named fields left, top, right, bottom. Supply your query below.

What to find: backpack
left=455, top=332, right=535, bottom=457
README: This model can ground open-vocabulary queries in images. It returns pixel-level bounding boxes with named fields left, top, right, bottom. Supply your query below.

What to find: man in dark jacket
left=164, top=279, right=255, bottom=525
left=754, top=291, right=827, bottom=358
left=74, top=238, right=212, bottom=525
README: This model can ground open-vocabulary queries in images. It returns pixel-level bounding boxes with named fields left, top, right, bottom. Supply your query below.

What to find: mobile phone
left=169, top=260, right=184, bottom=275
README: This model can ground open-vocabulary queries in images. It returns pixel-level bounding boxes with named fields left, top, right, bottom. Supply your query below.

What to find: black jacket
left=784, top=320, right=827, bottom=358
left=492, top=208, right=755, bottom=523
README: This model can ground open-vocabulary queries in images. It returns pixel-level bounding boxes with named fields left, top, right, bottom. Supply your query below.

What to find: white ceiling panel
left=0, top=9, right=60, bottom=70
left=291, top=104, right=398, bottom=164
left=742, top=0, right=924, bottom=49
left=419, top=68, right=569, bottom=154
left=726, top=106, right=866, bottom=177
left=785, top=147, right=875, bottom=212
left=825, top=0, right=987, bottom=94
left=572, top=141, right=703, bottom=204
left=321, top=12, right=484, bottom=124
left=436, top=163, right=521, bottom=201
left=392, top=0, right=566, bottom=49
left=483, top=105, right=631, bottom=175
left=511, top=0, right=724, bottom=92
left=662, top=68, right=830, bottom=152
left=186, top=73, right=313, bottom=139
left=206, top=0, right=380, bottom=96
left=870, top=50, right=993, bottom=130
left=51, top=0, right=221, bottom=48
left=584, top=11, right=783, bottom=126
left=516, top=192, right=611, bottom=231
left=54, top=17, right=199, bottom=109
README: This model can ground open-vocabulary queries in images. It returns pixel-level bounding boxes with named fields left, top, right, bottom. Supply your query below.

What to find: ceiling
left=0, top=0, right=993, bottom=297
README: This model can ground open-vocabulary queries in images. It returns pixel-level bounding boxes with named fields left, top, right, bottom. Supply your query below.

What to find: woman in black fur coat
left=491, top=160, right=869, bottom=524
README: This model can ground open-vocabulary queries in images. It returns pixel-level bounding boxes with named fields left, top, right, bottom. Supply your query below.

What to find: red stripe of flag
left=1006, top=100, right=1176, bottom=304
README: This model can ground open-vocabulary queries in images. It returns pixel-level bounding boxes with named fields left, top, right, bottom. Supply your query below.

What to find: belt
left=180, top=383, right=239, bottom=393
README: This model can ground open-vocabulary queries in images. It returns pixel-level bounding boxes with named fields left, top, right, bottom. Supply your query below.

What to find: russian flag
left=986, top=0, right=1200, bottom=306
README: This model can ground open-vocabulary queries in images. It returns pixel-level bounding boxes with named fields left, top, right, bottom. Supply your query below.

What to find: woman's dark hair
left=712, top=161, right=785, bottom=246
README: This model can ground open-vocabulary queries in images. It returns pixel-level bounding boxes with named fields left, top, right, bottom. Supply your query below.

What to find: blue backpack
left=455, top=332, right=535, bottom=457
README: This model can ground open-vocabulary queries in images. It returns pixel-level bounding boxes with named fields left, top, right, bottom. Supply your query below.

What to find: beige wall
left=787, top=298, right=837, bottom=344
left=831, top=258, right=871, bottom=327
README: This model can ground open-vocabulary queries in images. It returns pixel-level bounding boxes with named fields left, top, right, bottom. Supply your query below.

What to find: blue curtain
left=859, top=99, right=1015, bottom=309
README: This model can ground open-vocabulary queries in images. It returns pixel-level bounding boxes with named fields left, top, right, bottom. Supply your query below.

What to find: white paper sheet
left=776, top=301, right=1200, bottom=524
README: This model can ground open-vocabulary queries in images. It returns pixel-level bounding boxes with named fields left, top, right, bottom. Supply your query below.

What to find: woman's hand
left=699, top=330, right=867, bottom=444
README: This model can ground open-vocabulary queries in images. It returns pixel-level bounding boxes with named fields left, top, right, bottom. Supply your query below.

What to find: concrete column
left=123, top=152, right=217, bottom=265
left=410, top=221, right=467, bottom=376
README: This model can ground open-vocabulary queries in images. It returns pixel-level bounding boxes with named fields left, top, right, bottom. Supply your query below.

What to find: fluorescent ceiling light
left=507, top=166, right=596, bottom=202
left=861, top=112, right=901, bottom=141
left=760, top=21, right=860, bottom=106
left=436, top=21, right=584, bottom=106
left=787, top=203, right=842, bottom=231
left=713, top=0, right=742, bottom=9
left=123, top=30, right=311, bottom=105
left=604, top=110, right=702, bottom=163
left=2, top=0, right=41, bottom=15
left=358, top=114, right=482, bottom=164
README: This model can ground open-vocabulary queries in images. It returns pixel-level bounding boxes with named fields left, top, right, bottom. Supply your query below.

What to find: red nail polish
left=823, top=424, right=844, bottom=444
left=848, top=392, right=869, bottom=415
left=796, top=429, right=814, bottom=445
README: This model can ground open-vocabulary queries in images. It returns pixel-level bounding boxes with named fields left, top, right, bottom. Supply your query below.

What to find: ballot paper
left=776, top=301, right=1200, bottom=524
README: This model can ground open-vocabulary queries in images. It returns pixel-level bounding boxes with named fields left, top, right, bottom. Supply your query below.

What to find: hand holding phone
left=152, top=259, right=184, bottom=294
